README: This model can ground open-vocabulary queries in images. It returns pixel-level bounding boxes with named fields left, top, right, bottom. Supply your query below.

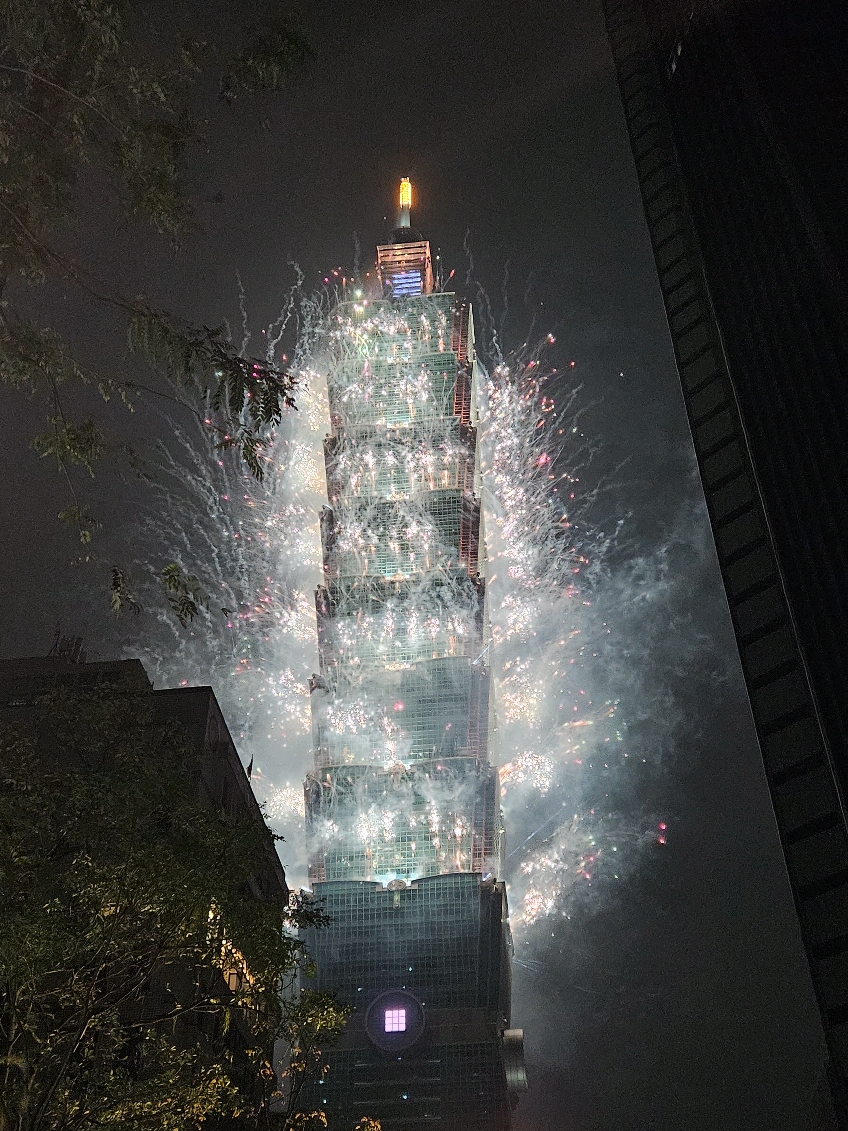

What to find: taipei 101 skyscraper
left=299, top=181, right=527, bottom=1129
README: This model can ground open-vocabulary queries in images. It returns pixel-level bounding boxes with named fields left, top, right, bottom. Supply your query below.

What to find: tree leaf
left=110, top=566, right=142, bottom=615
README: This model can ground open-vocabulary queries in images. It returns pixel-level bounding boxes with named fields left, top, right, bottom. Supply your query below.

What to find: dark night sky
left=0, top=1, right=834, bottom=1127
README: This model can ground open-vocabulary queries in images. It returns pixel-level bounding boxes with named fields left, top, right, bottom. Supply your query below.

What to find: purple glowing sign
left=384, top=1008, right=407, bottom=1033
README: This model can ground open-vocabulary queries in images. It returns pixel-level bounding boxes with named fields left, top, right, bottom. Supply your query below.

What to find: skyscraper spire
left=378, top=179, right=433, bottom=295
left=397, top=176, right=412, bottom=229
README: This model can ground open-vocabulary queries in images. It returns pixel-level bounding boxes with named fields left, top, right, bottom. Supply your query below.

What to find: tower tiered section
left=300, top=183, right=526, bottom=1129
left=305, top=201, right=499, bottom=888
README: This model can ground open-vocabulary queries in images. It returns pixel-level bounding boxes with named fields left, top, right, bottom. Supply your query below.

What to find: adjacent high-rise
left=604, top=0, right=848, bottom=1120
left=300, top=182, right=526, bottom=1129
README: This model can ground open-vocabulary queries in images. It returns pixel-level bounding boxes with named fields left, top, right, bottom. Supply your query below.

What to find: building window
left=384, top=1008, right=406, bottom=1033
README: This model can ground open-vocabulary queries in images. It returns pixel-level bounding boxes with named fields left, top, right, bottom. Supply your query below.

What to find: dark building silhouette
left=0, top=650, right=288, bottom=1095
left=603, top=0, right=848, bottom=1121
left=0, top=652, right=285, bottom=894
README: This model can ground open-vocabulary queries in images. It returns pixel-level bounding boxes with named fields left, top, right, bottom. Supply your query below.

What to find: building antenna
left=397, top=177, right=412, bottom=230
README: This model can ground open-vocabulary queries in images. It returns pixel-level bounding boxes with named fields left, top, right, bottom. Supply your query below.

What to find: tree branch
left=0, top=63, right=120, bottom=132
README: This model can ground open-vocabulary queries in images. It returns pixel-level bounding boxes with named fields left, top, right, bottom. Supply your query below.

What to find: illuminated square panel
left=384, top=1008, right=407, bottom=1033
left=390, top=271, right=423, bottom=296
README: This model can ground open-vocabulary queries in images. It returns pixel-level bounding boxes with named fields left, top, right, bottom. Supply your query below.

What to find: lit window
left=384, top=1008, right=406, bottom=1033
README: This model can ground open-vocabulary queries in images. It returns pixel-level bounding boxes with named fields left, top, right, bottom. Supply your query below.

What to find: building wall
left=305, top=289, right=500, bottom=888
left=0, top=655, right=288, bottom=903
left=299, top=875, right=514, bottom=1130
left=646, top=0, right=848, bottom=781
left=0, top=653, right=288, bottom=1104
left=603, top=0, right=848, bottom=1118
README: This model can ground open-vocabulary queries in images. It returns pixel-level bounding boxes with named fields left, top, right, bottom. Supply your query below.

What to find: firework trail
left=130, top=278, right=686, bottom=911
left=478, top=339, right=671, bottom=928
left=128, top=281, right=329, bottom=873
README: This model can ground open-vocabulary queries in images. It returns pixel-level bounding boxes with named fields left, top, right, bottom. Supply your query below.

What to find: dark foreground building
left=0, top=646, right=288, bottom=1098
left=0, top=648, right=286, bottom=898
left=603, top=0, right=848, bottom=1120
left=299, top=184, right=526, bottom=1129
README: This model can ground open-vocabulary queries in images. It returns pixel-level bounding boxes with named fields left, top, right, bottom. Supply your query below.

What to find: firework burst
left=480, top=340, right=665, bottom=928
left=130, top=281, right=668, bottom=903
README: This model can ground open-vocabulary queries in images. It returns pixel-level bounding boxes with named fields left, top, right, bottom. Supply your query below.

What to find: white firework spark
left=479, top=339, right=668, bottom=927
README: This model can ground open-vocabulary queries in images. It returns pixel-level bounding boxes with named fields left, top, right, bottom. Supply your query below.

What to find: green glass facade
left=299, top=875, right=516, bottom=1130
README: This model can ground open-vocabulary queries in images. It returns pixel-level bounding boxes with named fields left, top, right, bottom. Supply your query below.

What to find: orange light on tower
left=378, top=178, right=433, bottom=293
left=396, top=177, right=412, bottom=231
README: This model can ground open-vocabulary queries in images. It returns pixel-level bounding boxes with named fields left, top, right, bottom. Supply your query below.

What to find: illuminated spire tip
left=397, top=177, right=412, bottom=229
